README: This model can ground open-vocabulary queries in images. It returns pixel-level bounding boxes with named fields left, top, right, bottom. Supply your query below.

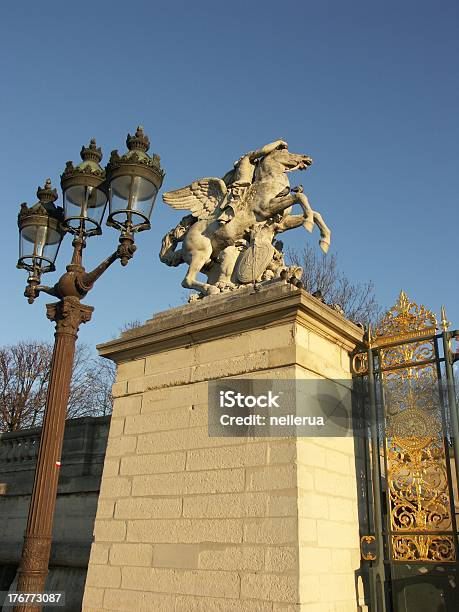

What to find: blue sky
left=1, top=0, right=458, bottom=348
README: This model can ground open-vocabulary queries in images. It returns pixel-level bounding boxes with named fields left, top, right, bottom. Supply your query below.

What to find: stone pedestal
left=82, top=282, right=364, bottom=611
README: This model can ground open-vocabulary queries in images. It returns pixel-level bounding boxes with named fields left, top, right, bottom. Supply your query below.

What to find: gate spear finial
left=440, top=306, right=450, bottom=332
left=366, top=323, right=374, bottom=348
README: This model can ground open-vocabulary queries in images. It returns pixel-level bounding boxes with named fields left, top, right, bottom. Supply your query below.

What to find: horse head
left=263, top=148, right=313, bottom=173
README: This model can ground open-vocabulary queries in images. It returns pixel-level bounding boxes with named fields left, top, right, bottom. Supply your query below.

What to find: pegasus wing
left=162, top=178, right=227, bottom=219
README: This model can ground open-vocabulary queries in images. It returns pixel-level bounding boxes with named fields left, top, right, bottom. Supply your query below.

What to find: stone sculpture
left=160, top=140, right=330, bottom=299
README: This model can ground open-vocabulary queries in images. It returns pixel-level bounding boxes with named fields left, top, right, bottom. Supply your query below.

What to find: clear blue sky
left=1, top=0, right=458, bottom=348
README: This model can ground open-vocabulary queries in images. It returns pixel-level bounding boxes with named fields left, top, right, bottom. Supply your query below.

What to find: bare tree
left=0, top=341, right=52, bottom=431
left=0, top=341, right=115, bottom=432
left=287, top=245, right=381, bottom=325
left=66, top=344, right=115, bottom=420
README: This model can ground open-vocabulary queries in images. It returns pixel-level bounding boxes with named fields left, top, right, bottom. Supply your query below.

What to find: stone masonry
left=82, top=282, right=365, bottom=611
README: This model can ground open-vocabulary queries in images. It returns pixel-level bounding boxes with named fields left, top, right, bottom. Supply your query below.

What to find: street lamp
left=15, top=127, right=163, bottom=611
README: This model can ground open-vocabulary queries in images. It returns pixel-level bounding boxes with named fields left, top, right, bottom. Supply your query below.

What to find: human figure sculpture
left=218, top=139, right=288, bottom=224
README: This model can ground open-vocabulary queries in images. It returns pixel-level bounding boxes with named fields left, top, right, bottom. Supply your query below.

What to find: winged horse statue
left=160, top=140, right=331, bottom=297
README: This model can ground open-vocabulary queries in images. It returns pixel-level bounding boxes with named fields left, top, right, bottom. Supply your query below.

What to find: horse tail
left=159, top=214, right=196, bottom=267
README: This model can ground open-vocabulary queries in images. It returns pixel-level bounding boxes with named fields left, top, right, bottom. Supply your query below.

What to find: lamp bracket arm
left=24, top=283, right=59, bottom=304
left=38, top=285, right=60, bottom=297
left=74, top=233, right=137, bottom=296
left=78, top=251, right=119, bottom=293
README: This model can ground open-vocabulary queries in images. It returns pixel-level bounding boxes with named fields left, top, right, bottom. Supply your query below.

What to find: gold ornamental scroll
left=375, top=291, right=456, bottom=562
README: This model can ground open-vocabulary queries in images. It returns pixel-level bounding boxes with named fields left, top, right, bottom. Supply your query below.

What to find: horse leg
left=295, top=192, right=315, bottom=233
left=216, top=245, right=241, bottom=289
left=182, top=251, right=220, bottom=295
left=292, top=193, right=331, bottom=250
left=266, top=193, right=331, bottom=253
left=293, top=193, right=331, bottom=251
left=266, top=193, right=297, bottom=215
left=266, top=193, right=314, bottom=232
left=181, top=233, right=220, bottom=295
left=313, top=211, right=331, bottom=254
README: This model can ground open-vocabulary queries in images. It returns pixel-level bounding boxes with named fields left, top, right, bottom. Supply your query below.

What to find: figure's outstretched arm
left=247, top=139, right=288, bottom=162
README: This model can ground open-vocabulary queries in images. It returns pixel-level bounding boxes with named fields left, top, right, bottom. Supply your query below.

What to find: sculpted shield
left=236, top=234, right=275, bottom=284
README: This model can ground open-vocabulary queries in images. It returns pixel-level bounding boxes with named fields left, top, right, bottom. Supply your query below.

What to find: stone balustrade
left=0, top=429, right=40, bottom=465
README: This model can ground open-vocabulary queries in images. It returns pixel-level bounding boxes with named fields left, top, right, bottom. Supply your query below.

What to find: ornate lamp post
left=15, top=127, right=163, bottom=610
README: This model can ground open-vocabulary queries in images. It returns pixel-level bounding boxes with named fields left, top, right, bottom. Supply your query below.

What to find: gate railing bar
left=369, top=329, right=457, bottom=352
left=367, top=335, right=389, bottom=612
left=387, top=531, right=457, bottom=535
left=433, top=335, right=459, bottom=558
left=372, top=329, right=442, bottom=350
left=374, top=356, right=441, bottom=375
left=441, top=327, right=459, bottom=510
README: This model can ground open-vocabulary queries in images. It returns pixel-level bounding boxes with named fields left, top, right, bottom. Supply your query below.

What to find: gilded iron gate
left=352, top=292, right=459, bottom=611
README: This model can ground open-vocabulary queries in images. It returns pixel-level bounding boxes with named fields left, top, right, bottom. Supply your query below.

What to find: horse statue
left=160, top=141, right=331, bottom=297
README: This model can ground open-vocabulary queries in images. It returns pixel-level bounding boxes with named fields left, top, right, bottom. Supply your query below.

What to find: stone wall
left=0, top=416, right=110, bottom=611
left=83, top=283, right=365, bottom=611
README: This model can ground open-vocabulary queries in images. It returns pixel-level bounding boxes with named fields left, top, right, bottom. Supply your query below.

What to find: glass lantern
left=61, top=139, right=108, bottom=237
left=17, top=180, right=64, bottom=274
left=106, top=126, right=164, bottom=233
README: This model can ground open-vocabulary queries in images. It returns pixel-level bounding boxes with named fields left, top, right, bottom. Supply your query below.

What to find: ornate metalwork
left=375, top=291, right=456, bottom=562
left=360, top=535, right=377, bottom=561
left=46, top=297, right=93, bottom=336
left=17, top=180, right=62, bottom=222
left=376, top=290, right=437, bottom=344
left=352, top=352, right=368, bottom=375
left=392, top=535, right=455, bottom=562
left=20, top=534, right=52, bottom=572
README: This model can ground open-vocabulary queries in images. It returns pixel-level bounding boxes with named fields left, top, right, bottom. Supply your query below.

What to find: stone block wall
left=83, top=283, right=364, bottom=611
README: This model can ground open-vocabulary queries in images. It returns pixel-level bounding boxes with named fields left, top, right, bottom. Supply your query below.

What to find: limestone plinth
left=82, top=282, right=364, bottom=611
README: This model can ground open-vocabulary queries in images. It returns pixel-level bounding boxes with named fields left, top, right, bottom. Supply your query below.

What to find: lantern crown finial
left=79, top=138, right=103, bottom=166
left=126, top=125, right=150, bottom=154
left=36, top=178, right=58, bottom=205
left=61, top=139, right=105, bottom=181
left=18, top=179, right=63, bottom=227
